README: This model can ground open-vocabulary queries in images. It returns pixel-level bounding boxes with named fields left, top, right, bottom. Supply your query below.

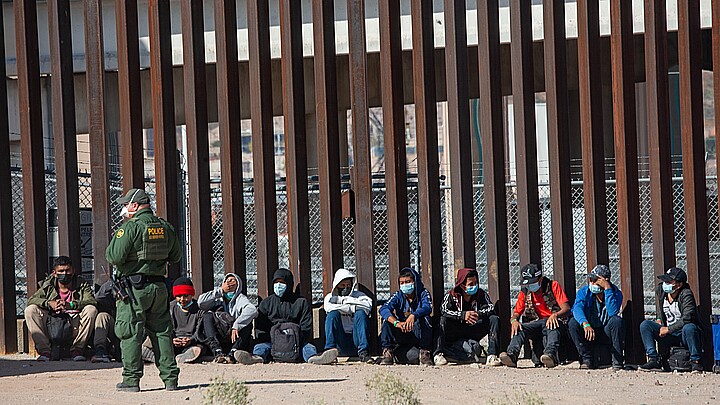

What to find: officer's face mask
left=121, top=203, right=138, bottom=218
left=274, top=282, right=287, bottom=297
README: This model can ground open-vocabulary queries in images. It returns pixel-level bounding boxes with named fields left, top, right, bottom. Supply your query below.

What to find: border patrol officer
left=106, top=188, right=182, bottom=392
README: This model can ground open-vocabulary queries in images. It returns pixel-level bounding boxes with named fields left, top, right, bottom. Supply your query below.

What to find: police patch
left=116, top=229, right=125, bottom=238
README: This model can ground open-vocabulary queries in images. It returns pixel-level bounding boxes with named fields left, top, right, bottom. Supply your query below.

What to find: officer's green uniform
left=106, top=190, right=181, bottom=389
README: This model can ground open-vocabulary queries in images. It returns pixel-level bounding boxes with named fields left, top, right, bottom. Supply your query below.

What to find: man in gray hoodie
left=197, top=273, right=260, bottom=364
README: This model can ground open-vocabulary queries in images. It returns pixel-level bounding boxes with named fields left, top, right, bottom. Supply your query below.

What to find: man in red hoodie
left=434, top=268, right=501, bottom=366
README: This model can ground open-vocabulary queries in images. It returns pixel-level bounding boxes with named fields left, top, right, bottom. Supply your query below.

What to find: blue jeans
left=568, top=316, right=624, bottom=366
left=505, top=319, right=564, bottom=363
left=324, top=310, right=370, bottom=356
left=252, top=341, right=318, bottom=363
left=639, top=320, right=702, bottom=362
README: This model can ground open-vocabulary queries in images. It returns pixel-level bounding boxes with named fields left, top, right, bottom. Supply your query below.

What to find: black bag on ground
left=667, top=346, right=691, bottom=372
left=270, top=322, right=302, bottom=363
left=47, top=312, right=73, bottom=346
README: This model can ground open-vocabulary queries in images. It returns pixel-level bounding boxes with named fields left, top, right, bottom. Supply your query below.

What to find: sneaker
left=540, top=353, right=556, bottom=368
left=485, top=354, right=502, bottom=367
left=499, top=352, right=517, bottom=368
left=36, top=352, right=51, bottom=362
left=176, top=346, right=202, bottom=364
left=214, top=352, right=231, bottom=364
left=116, top=382, right=140, bottom=393
left=308, top=348, right=339, bottom=365
left=691, top=361, right=703, bottom=374
left=434, top=353, right=448, bottom=366
left=233, top=350, right=264, bottom=365
left=91, top=348, right=111, bottom=363
left=579, top=360, right=592, bottom=370
left=71, top=350, right=86, bottom=362
left=419, top=349, right=433, bottom=366
left=612, top=363, right=625, bottom=371
left=358, top=350, right=373, bottom=364
left=141, top=346, right=155, bottom=363
left=381, top=348, right=394, bottom=366
left=639, top=359, right=663, bottom=372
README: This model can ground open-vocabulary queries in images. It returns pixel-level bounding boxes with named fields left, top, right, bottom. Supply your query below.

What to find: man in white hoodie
left=197, top=273, right=260, bottom=364
left=323, top=268, right=373, bottom=362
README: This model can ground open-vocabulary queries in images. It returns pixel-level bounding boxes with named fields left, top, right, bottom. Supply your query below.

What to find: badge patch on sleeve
left=116, top=229, right=125, bottom=238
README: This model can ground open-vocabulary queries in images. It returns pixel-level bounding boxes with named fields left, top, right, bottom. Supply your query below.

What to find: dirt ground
left=0, top=353, right=718, bottom=404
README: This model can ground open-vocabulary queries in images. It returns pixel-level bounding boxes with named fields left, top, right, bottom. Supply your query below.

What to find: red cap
left=173, top=284, right=195, bottom=297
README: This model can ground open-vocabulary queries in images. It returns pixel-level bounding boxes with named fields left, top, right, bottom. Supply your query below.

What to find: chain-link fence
left=10, top=166, right=720, bottom=315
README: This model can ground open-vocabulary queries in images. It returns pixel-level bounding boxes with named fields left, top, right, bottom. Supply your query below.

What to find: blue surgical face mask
left=662, top=282, right=675, bottom=294
left=588, top=284, right=602, bottom=294
left=466, top=285, right=479, bottom=295
left=527, top=282, right=541, bottom=293
left=224, top=292, right=235, bottom=300
left=274, top=282, right=288, bottom=297
left=400, top=283, right=415, bottom=295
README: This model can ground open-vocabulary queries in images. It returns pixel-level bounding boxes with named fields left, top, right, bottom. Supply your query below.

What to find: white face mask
left=120, top=205, right=129, bottom=218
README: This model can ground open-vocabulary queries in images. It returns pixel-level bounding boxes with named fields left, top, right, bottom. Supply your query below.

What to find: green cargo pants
left=115, top=281, right=179, bottom=387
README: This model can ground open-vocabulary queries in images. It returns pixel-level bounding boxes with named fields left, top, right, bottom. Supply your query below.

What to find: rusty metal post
left=84, top=0, right=111, bottom=285
left=610, top=0, right=644, bottom=365
left=645, top=0, right=675, bottom=278
left=313, top=0, right=344, bottom=294
left=247, top=0, right=278, bottom=297
left=577, top=0, right=609, bottom=270
left=411, top=0, right=443, bottom=312
left=148, top=0, right=180, bottom=279
left=181, top=0, right=213, bottom=293
left=678, top=0, right=713, bottom=369
left=478, top=0, right=510, bottom=349
left=115, top=0, right=144, bottom=189
left=378, top=0, right=409, bottom=293
left=280, top=0, right=311, bottom=299
left=16, top=0, right=48, bottom=296
left=215, top=0, right=246, bottom=289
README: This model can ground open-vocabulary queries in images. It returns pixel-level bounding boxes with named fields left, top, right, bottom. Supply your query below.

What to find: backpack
left=667, top=346, right=691, bottom=372
left=270, top=322, right=302, bottom=363
left=47, top=312, right=73, bottom=346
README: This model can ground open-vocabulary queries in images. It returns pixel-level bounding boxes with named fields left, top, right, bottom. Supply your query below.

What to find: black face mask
left=339, top=287, right=352, bottom=296
left=56, top=273, right=73, bottom=285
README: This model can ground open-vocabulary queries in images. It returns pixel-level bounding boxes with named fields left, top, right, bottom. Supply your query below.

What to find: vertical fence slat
left=280, top=0, right=311, bottom=298
left=215, top=0, right=246, bottom=288
left=347, top=0, right=376, bottom=296
left=678, top=0, right=713, bottom=368
left=0, top=1, right=16, bottom=353
left=247, top=0, right=277, bottom=297
left=510, top=0, right=541, bottom=266
left=645, top=0, right=675, bottom=278
left=445, top=0, right=475, bottom=271
left=84, top=0, right=111, bottom=284
left=577, top=0, right=609, bottom=270
left=115, top=0, right=144, bottom=189
left=49, top=0, right=81, bottom=269
left=411, top=0, right=443, bottom=311
left=148, top=0, right=180, bottom=279
left=181, top=0, right=213, bottom=293
left=610, top=0, right=644, bottom=364
left=15, top=0, right=47, bottom=299
left=313, top=0, right=344, bottom=294
left=543, top=0, right=575, bottom=299
left=379, top=0, right=409, bottom=292
left=713, top=1, right=720, bottom=268
left=478, top=0, right=510, bottom=347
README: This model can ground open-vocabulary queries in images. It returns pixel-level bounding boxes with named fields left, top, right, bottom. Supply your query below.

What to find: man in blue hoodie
left=568, top=264, right=624, bottom=370
left=379, top=267, right=433, bottom=366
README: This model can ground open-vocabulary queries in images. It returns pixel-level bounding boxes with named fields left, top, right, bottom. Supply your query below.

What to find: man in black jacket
left=251, top=268, right=338, bottom=364
left=434, top=268, right=501, bottom=366
left=639, top=267, right=703, bottom=373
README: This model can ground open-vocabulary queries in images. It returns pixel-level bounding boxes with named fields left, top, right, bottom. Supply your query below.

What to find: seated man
left=323, top=268, right=373, bottom=363
left=168, top=277, right=206, bottom=363
left=25, top=256, right=98, bottom=361
left=568, top=264, right=624, bottom=370
left=434, top=268, right=501, bottom=367
left=639, top=267, right=703, bottom=373
left=379, top=267, right=433, bottom=366
left=92, top=277, right=120, bottom=363
left=499, top=263, right=570, bottom=368
left=253, top=268, right=338, bottom=365
left=198, top=273, right=259, bottom=364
